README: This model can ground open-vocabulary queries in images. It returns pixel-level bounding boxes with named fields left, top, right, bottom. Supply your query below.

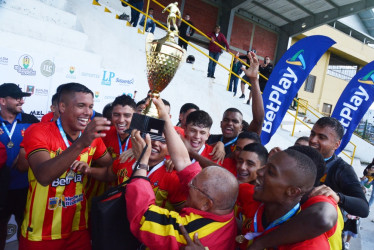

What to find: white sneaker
left=344, top=242, right=350, bottom=249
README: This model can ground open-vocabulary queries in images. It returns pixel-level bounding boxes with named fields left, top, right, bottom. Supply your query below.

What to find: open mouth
left=77, top=117, right=89, bottom=127
left=116, top=123, right=127, bottom=131
left=151, top=146, right=160, bottom=154
left=254, top=178, right=263, bottom=191
left=190, top=140, right=201, bottom=148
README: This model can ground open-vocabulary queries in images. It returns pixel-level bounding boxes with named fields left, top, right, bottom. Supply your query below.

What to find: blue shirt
left=0, top=112, right=39, bottom=189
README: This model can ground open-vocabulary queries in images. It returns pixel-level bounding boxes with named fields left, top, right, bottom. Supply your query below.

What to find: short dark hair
left=238, top=131, right=261, bottom=144
left=102, top=103, right=113, bottom=121
left=242, top=120, right=250, bottom=132
left=186, top=110, right=213, bottom=129
left=295, top=136, right=309, bottom=145
left=242, top=143, right=268, bottom=165
left=112, top=94, right=136, bottom=111
left=224, top=108, right=243, bottom=117
left=136, top=100, right=146, bottom=107
left=179, top=103, right=199, bottom=114
left=315, top=117, right=344, bottom=140
left=51, top=93, right=59, bottom=105
left=283, top=149, right=317, bottom=191
left=58, top=82, right=93, bottom=103
left=162, top=98, right=170, bottom=107
left=288, top=145, right=325, bottom=187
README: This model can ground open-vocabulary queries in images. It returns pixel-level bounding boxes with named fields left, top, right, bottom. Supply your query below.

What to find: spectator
left=207, top=25, right=230, bottom=79
left=360, top=159, right=374, bottom=209
left=0, top=83, right=39, bottom=249
left=258, top=56, right=273, bottom=93
left=343, top=214, right=359, bottom=250
left=228, top=52, right=243, bottom=96
left=294, top=136, right=309, bottom=146
left=178, top=14, right=195, bottom=50
left=139, top=8, right=155, bottom=34
left=175, top=103, right=199, bottom=136
left=129, top=0, right=144, bottom=27
left=238, top=50, right=253, bottom=99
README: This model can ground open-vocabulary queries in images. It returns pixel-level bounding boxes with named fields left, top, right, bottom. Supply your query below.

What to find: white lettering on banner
left=339, top=85, right=369, bottom=134
left=263, top=67, right=298, bottom=133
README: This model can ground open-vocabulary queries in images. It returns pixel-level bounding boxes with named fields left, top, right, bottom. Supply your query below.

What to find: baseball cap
left=0, top=83, right=31, bottom=98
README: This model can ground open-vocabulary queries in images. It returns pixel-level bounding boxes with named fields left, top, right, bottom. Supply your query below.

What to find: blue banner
left=331, top=61, right=374, bottom=155
left=260, top=35, right=335, bottom=145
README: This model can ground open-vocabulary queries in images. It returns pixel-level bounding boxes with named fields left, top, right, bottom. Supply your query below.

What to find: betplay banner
left=260, top=35, right=335, bottom=145
left=332, top=61, right=374, bottom=155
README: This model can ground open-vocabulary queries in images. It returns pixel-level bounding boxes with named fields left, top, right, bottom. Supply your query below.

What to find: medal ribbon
left=191, top=144, right=206, bottom=164
left=2, top=120, right=17, bottom=142
left=57, top=118, right=81, bottom=148
left=117, top=133, right=130, bottom=154
left=220, top=136, right=238, bottom=147
left=254, top=203, right=300, bottom=233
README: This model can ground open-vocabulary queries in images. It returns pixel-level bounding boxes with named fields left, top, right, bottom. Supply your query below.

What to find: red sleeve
left=92, top=138, right=108, bottom=160
left=222, top=157, right=237, bottom=176
left=166, top=172, right=187, bottom=205
left=23, top=123, right=50, bottom=158
left=222, top=34, right=230, bottom=50
left=301, top=195, right=338, bottom=237
left=174, top=126, right=185, bottom=137
left=126, top=177, right=157, bottom=239
left=176, top=162, right=202, bottom=195
left=0, top=142, right=6, bottom=168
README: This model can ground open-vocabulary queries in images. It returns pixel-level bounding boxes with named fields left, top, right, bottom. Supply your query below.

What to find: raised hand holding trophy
left=129, top=4, right=185, bottom=141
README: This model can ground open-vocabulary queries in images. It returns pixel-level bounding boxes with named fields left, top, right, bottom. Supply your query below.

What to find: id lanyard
left=57, top=118, right=81, bottom=148
left=220, top=136, right=238, bottom=147
left=117, top=133, right=130, bottom=154
left=191, top=144, right=206, bottom=164
left=244, top=203, right=300, bottom=241
left=2, top=120, right=17, bottom=144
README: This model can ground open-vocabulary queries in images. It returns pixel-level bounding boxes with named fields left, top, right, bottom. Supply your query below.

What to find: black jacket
left=324, top=154, right=369, bottom=218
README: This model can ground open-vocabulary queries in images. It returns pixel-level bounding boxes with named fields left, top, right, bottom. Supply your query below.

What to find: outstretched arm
left=242, top=52, right=264, bottom=136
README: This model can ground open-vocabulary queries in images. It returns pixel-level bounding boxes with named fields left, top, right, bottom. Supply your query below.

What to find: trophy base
left=128, top=113, right=165, bottom=142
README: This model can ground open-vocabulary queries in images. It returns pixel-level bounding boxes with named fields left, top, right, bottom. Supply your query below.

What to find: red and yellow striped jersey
left=102, top=126, right=132, bottom=160
left=21, top=122, right=107, bottom=241
left=112, top=158, right=186, bottom=210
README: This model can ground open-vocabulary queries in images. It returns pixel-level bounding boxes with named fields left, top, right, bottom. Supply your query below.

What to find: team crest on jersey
left=118, top=168, right=129, bottom=178
left=153, top=181, right=159, bottom=187
left=243, top=217, right=253, bottom=230
left=48, top=197, right=59, bottom=210
left=230, top=144, right=236, bottom=153
left=21, top=128, right=25, bottom=137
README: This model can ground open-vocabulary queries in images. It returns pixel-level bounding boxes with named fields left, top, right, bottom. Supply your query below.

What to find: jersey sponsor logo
left=48, top=194, right=84, bottom=210
left=14, top=54, right=36, bottom=76
left=51, top=173, right=83, bottom=187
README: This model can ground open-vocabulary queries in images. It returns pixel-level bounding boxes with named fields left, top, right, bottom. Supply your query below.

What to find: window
left=322, top=103, right=333, bottom=116
left=327, top=54, right=358, bottom=82
left=304, top=74, right=316, bottom=93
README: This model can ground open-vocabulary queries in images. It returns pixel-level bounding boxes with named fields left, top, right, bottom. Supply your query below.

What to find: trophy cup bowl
left=129, top=32, right=185, bottom=141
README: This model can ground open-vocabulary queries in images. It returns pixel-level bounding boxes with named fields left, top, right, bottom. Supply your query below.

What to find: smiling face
left=59, top=92, right=93, bottom=136
left=253, top=152, right=296, bottom=204
left=220, top=111, right=243, bottom=140
left=111, top=104, right=134, bottom=139
left=0, top=96, right=25, bottom=115
left=233, top=138, right=256, bottom=161
left=184, top=124, right=210, bottom=153
left=148, top=139, right=168, bottom=166
left=309, top=125, right=340, bottom=158
left=236, top=151, right=262, bottom=184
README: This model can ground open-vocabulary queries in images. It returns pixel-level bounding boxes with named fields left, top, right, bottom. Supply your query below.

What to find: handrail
left=116, top=0, right=357, bottom=164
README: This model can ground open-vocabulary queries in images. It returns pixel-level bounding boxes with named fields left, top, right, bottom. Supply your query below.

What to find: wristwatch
left=135, top=163, right=149, bottom=171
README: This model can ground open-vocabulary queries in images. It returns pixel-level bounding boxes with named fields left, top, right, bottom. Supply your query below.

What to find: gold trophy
left=129, top=3, right=185, bottom=139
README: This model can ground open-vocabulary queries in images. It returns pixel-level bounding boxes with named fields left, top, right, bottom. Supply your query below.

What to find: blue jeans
left=207, top=51, right=220, bottom=77
left=143, top=19, right=155, bottom=33
left=361, top=178, right=374, bottom=207
left=130, top=2, right=144, bottom=27
left=228, top=75, right=239, bottom=94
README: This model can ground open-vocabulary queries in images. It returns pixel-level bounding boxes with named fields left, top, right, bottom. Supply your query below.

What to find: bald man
left=126, top=97, right=238, bottom=249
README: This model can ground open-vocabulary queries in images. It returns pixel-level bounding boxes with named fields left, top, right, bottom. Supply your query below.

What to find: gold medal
left=66, top=169, right=75, bottom=180
left=7, top=141, right=14, bottom=148
left=235, top=234, right=246, bottom=244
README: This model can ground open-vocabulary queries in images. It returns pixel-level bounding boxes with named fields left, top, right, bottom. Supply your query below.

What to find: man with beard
left=0, top=83, right=39, bottom=249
